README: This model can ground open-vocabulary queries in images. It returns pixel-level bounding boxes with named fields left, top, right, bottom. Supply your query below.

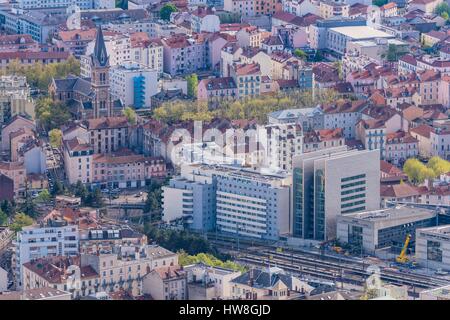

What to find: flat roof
left=329, top=26, right=393, bottom=40
left=341, top=205, right=436, bottom=222
left=417, top=225, right=450, bottom=236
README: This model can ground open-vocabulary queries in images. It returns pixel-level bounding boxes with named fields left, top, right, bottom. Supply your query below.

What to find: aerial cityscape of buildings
left=0, top=0, right=448, bottom=304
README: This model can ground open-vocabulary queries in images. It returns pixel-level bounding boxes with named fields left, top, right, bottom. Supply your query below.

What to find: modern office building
left=416, top=225, right=450, bottom=270
left=163, top=164, right=292, bottom=240
left=337, top=205, right=438, bottom=254
left=292, top=147, right=380, bottom=240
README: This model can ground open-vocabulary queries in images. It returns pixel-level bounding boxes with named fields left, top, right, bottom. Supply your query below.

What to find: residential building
left=184, top=263, right=241, bottom=300
left=230, top=266, right=313, bottom=300
left=130, top=37, right=164, bottom=77
left=408, top=0, right=443, bottom=14
left=266, top=123, right=303, bottom=171
left=384, top=131, right=419, bottom=165
left=268, top=107, right=324, bottom=128
left=230, top=63, right=262, bottom=98
left=319, top=0, right=350, bottom=19
left=191, top=6, right=220, bottom=33
left=13, top=220, right=79, bottom=288
left=142, top=266, right=187, bottom=300
left=163, top=164, right=292, bottom=240
left=92, top=149, right=166, bottom=189
left=321, top=100, right=368, bottom=139
left=356, top=119, right=387, bottom=159
left=292, top=147, right=380, bottom=240
left=86, top=116, right=130, bottom=154
left=0, top=75, right=35, bottom=126
left=161, top=34, right=209, bottom=76
left=110, top=62, right=158, bottom=109
left=22, top=245, right=178, bottom=298
left=303, top=128, right=345, bottom=153
left=197, top=77, right=238, bottom=104
left=430, top=127, right=450, bottom=160
left=63, top=137, right=94, bottom=185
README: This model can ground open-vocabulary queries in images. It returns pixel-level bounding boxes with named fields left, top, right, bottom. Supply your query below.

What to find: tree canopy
left=123, top=106, right=137, bottom=125
left=186, top=73, right=199, bottom=98
left=3, top=56, right=80, bottom=90
left=178, top=250, right=247, bottom=273
left=152, top=89, right=340, bottom=124
left=160, top=3, right=178, bottom=21
left=403, top=158, right=444, bottom=185
left=36, top=97, right=71, bottom=131
left=372, top=0, right=388, bottom=6
left=293, top=49, right=307, bottom=60
left=49, top=129, right=63, bottom=148
left=435, top=2, right=450, bottom=16
left=10, top=213, right=34, bottom=232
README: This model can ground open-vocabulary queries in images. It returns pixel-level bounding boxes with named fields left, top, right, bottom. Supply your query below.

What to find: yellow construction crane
left=396, top=234, right=411, bottom=264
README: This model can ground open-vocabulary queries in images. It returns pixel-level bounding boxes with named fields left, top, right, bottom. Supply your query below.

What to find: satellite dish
left=66, top=5, right=81, bottom=30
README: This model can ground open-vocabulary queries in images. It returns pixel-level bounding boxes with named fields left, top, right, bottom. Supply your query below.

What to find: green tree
left=160, top=3, right=178, bottom=21
left=178, top=250, right=246, bottom=272
left=123, top=106, right=137, bottom=124
left=1, top=200, right=15, bottom=218
left=333, top=60, right=343, bottom=80
left=85, top=188, right=104, bottom=208
left=116, top=0, right=127, bottom=9
left=49, top=128, right=63, bottom=148
left=293, top=49, right=307, bottom=60
left=186, top=73, right=199, bottom=98
left=35, top=189, right=52, bottom=203
left=403, top=158, right=436, bottom=184
left=36, top=97, right=71, bottom=131
left=5, top=56, right=80, bottom=90
left=10, top=213, right=33, bottom=232
left=386, top=44, right=399, bottom=62
left=0, top=209, right=7, bottom=225
left=435, top=2, right=450, bottom=16
left=427, top=156, right=450, bottom=177
left=372, top=0, right=388, bottom=6
left=51, top=180, right=65, bottom=196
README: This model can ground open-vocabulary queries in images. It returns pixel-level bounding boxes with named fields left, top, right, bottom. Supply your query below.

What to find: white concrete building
left=184, top=263, right=241, bottom=300
left=416, top=225, right=450, bottom=270
left=110, top=62, right=158, bottom=109
left=13, top=222, right=79, bottom=288
left=266, top=123, right=303, bottom=172
left=337, top=205, right=437, bottom=254
left=63, top=137, right=94, bottom=185
left=292, top=147, right=381, bottom=240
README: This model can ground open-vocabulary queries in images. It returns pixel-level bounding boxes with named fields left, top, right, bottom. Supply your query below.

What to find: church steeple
left=92, top=26, right=109, bottom=67
left=90, top=25, right=112, bottom=118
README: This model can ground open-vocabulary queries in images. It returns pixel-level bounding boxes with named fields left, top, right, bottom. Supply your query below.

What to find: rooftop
left=329, top=26, right=393, bottom=40
left=341, top=205, right=436, bottom=223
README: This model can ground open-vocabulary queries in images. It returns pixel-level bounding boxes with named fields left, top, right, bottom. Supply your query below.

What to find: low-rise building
left=184, top=263, right=241, bottom=300
left=416, top=225, right=450, bottom=270
left=230, top=266, right=313, bottom=300
left=337, top=205, right=438, bottom=254
left=142, top=266, right=187, bottom=300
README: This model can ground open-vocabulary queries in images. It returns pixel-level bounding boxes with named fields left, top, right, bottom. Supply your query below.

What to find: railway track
left=208, top=236, right=450, bottom=289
